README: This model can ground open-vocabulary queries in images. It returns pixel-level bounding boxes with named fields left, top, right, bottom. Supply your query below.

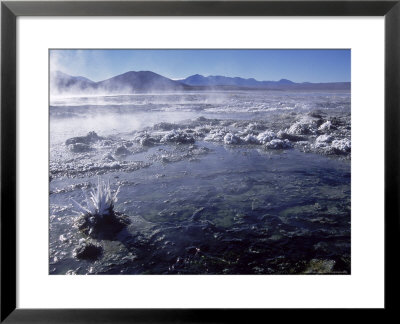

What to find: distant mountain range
left=50, top=70, right=350, bottom=95
left=181, top=74, right=295, bottom=87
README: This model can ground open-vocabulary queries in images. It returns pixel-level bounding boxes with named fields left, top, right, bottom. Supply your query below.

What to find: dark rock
left=153, top=122, right=178, bottom=131
left=277, top=131, right=304, bottom=142
left=186, top=246, right=200, bottom=255
left=139, top=135, right=157, bottom=147
left=102, top=153, right=115, bottom=161
left=190, top=207, right=205, bottom=221
left=307, top=111, right=325, bottom=119
left=74, top=242, right=102, bottom=261
left=114, top=145, right=131, bottom=156
left=65, top=131, right=104, bottom=145
left=77, top=212, right=130, bottom=240
left=68, top=143, right=93, bottom=153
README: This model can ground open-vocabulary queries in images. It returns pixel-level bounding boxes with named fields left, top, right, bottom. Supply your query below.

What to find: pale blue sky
left=50, top=49, right=350, bottom=83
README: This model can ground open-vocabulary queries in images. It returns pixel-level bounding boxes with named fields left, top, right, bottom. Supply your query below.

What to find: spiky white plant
left=72, top=178, right=120, bottom=218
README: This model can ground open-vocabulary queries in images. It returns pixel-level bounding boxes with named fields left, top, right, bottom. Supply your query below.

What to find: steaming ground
left=49, top=90, right=351, bottom=274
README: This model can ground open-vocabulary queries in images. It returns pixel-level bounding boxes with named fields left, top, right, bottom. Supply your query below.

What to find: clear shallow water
left=49, top=90, right=351, bottom=274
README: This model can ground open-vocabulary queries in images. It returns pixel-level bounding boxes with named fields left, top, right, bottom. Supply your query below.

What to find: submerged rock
left=304, top=259, right=336, bottom=274
left=76, top=211, right=130, bottom=240
left=187, top=145, right=210, bottom=156
left=73, top=242, right=102, bottom=261
left=185, top=246, right=201, bottom=256
left=190, top=207, right=205, bottom=221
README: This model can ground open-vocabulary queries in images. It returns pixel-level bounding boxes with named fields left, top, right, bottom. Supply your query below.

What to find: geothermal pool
left=49, top=90, right=351, bottom=274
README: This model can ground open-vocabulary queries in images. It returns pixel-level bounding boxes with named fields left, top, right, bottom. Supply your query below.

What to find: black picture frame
left=1, top=0, right=399, bottom=322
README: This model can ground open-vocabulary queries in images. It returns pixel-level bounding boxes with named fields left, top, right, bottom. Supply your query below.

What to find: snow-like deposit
left=265, top=139, right=292, bottom=149
left=256, top=130, right=276, bottom=144
left=332, top=138, right=351, bottom=153
left=224, top=133, right=241, bottom=145
left=318, top=120, right=333, bottom=132
left=160, top=130, right=195, bottom=144
left=52, top=97, right=351, bottom=180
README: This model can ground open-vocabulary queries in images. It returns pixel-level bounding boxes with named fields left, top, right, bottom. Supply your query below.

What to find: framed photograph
left=1, top=0, right=399, bottom=322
